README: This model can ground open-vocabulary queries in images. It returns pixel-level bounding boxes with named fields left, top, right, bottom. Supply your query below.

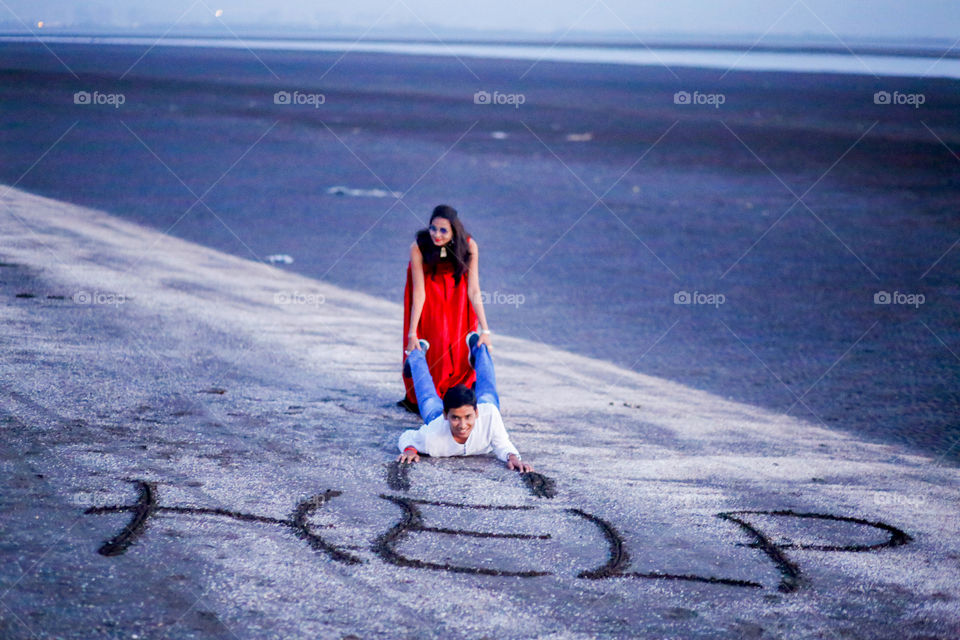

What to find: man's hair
left=443, top=384, right=477, bottom=414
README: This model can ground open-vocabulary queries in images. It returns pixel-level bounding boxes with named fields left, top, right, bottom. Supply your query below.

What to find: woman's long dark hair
left=416, top=204, right=471, bottom=285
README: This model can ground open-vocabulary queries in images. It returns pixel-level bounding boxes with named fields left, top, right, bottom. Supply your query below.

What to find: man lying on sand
left=397, top=331, right=533, bottom=472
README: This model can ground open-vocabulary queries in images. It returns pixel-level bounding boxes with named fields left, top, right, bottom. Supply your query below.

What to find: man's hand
left=397, top=447, right=420, bottom=464
left=506, top=454, right=533, bottom=473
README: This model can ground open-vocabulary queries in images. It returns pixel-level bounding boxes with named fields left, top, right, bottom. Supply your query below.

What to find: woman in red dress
left=400, top=205, right=492, bottom=413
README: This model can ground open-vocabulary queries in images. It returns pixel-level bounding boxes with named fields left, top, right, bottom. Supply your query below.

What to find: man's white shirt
left=397, top=403, right=520, bottom=462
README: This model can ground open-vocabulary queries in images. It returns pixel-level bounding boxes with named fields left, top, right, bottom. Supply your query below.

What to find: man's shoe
left=403, top=339, right=430, bottom=356
left=403, top=339, right=430, bottom=377
left=396, top=397, right=419, bottom=414
left=465, top=331, right=479, bottom=367
left=465, top=331, right=480, bottom=351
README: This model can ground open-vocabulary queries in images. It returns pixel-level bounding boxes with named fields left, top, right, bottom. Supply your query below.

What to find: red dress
left=402, top=248, right=477, bottom=406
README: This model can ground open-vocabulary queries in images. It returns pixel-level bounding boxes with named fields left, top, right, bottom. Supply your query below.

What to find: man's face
left=445, top=404, right=477, bottom=444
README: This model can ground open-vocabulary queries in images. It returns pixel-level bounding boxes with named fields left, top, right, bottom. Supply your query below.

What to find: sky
left=2, top=0, right=959, bottom=42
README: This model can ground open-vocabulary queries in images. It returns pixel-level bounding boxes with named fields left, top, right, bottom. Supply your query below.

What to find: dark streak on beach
left=717, top=511, right=803, bottom=593
left=570, top=507, right=762, bottom=587
left=86, top=480, right=362, bottom=564
left=568, top=508, right=632, bottom=578
left=726, top=510, right=913, bottom=552
left=374, top=494, right=551, bottom=577
left=406, top=497, right=535, bottom=511
left=85, top=479, right=156, bottom=556
left=521, top=471, right=557, bottom=498
left=387, top=460, right=411, bottom=491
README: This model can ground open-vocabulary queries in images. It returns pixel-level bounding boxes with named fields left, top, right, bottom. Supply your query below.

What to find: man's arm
left=397, top=427, right=428, bottom=464
left=487, top=406, right=534, bottom=472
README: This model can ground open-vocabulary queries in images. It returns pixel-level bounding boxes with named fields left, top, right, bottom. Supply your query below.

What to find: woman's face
left=428, top=217, right=453, bottom=247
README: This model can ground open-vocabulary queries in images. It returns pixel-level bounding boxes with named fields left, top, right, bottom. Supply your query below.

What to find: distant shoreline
left=2, top=33, right=959, bottom=79
left=2, top=32, right=959, bottom=58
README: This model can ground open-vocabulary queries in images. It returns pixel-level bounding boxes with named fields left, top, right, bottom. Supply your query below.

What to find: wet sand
left=1, top=186, right=958, bottom=638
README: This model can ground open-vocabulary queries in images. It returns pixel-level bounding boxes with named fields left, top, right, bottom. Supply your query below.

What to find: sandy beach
left=2, top=185, right=959, bottom=638
left=1, top=40, right=958, bottom=463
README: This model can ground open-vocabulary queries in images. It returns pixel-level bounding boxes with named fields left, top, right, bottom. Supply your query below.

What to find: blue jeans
left=405, top=343, right=500, bottom=425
